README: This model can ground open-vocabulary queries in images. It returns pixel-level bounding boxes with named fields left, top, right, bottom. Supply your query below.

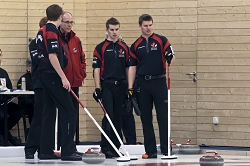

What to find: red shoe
left=142, top=153, right=157, bottom=159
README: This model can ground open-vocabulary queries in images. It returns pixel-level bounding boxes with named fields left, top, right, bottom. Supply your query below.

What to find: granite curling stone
left=82, top=147, right=106, bottom=164
left=199, top=151, right=224, bottom=166
left=179, top=139, right=200, bottom=154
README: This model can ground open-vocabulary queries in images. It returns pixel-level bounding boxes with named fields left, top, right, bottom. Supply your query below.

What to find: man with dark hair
left=58, top=11, right=86, bottom=147
left=128, top=14, right=175, bottom=159
left=24, top=16, right=50, bottom=159
left=105, top=17, right=119, bottom=29
left=36, top=4, right=81, bottom=161
left=92, top=17, right=129, bottom=158
left=138, top=13, right=154, bottom=25
left=46, top=4, right=63, bottom=21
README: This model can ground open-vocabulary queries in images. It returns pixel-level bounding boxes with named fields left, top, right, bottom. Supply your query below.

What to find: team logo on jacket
left=151, top=42, right=157, bottom=50
left=36, top=35, right=43, bottom=43
left=51, top=41, right=58, bottom=49
left=92, top=57, right=97, bottom=64
left=118, top=49, right=124, bottom=57
left=73, top=48, right=77, bottom=53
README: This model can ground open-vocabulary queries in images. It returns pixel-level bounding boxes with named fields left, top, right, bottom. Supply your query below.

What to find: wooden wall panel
left=198, top=0, right=250, bottom=7
left=198, top=6, right=250, bottom=15
left=0, top=0, right=27, bottom=94
left=197, top=0, right=250, bottom=146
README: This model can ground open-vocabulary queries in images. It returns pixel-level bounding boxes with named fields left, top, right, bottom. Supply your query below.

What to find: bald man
left=58, top=11, right=86, bottom=153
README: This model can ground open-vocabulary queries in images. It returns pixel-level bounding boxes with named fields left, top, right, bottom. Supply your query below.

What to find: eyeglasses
left=62, top=21, right=75, bottom=25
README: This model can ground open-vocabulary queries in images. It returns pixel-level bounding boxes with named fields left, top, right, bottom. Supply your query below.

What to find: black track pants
left=137, top=77, right=169, bottom=154
left=25, top=88, right=55, bottom=154
left=40, top=72, right=76, bottom=156
left=100, top=82, right=127, bottom=154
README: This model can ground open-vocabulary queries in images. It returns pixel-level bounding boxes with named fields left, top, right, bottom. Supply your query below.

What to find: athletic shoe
left=38, top=153, right=61, bottom=160
left=25, top=152, right=34, bottom=159
left=75, top=151, right=84, bottom=156
left=61, top=153, right=82, bottom=161
left=142, top=153, right=157, bottom=159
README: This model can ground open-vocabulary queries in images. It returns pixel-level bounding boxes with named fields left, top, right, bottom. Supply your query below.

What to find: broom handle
left=70, top=90, right=123, bottom=157
left=98, top=99, right=130, bottom=157
left=167, top=63, right=171, bottom=156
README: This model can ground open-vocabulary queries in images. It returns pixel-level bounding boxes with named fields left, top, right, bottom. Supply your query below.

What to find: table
left=0, top=90, right=34, bottom=146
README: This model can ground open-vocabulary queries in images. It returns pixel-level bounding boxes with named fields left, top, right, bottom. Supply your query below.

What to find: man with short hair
left=36, top=4, right=81, bottom=161
left=58, top=12, right=86, bottom=147
left=24, top=16, right=52, bottom=159
left=92, top=17, right=129, bottom=158
left=128, top=14, right=175, bottom=159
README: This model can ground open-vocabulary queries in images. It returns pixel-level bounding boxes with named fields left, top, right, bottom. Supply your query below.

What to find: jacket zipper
left=68, top=44, right=74, bottom=86
left=146, top=41, right=149, bottom=54
left=113, top=42, right=117, bottom=58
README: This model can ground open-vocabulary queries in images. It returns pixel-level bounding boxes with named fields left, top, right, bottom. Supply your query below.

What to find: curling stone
left=179, top=139, right=200, bottom=154
left=199, top=150, right=224, bottom=166
left=82, top=147, right=106, bottom=164
left=171, top=140, right=179, bottom=155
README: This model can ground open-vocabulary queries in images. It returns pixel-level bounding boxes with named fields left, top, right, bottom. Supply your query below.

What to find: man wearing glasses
left=58, top=12, right=86, bottom=154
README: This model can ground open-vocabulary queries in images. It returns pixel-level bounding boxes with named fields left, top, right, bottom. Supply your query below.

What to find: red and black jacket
left=129, top=33, right=174, bottom=76
left=92, top=39, right=130, bottom=81
left=58, top=29, right=86, bottom=87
